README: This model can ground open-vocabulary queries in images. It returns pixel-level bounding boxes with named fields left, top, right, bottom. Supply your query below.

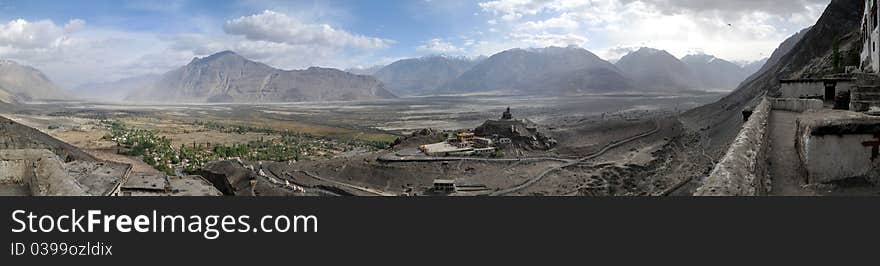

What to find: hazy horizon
left=0, top=0, right=830, bottom=88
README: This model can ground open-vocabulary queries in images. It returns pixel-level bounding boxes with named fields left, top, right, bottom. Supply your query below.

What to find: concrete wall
left=798, top=132, right=880, bottom=183
left=795, top=112, right=880, bottom=184
left=769, top=98, right=824, bottom=112
left=780, top=82, right=824, bottom=99
left=779, top=81, right=853, bottom=100
left=695, top=98, right=771, bottom=196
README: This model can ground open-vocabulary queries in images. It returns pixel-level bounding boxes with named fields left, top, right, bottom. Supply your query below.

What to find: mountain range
left=439, top=46, right=634, bottom=95
left=681, top=54, right=756, bottom=89
left=125, top=51, right=396, bottom=103
left=2, top=45, right=767, bottom=104
left=374, top=46, right=765, bottom=96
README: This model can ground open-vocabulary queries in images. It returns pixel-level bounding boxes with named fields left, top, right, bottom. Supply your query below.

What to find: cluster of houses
left=419, top=107, right=556, bottom=157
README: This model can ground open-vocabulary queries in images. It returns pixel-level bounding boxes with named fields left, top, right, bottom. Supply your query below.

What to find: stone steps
left=849, top=86, right=880, bottom=111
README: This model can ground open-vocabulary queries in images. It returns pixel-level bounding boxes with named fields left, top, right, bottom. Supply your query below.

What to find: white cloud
left=63, top=19, right=86, bottom=33
left=507, top=32, right=588, bottom=47
left=417, top=38, right=464, bottom=53
left=0, top=18, right=186, bottom=88
left=0, top=9, right=399, bottom=88
left=151, top=10, right=399, bottom=72
left=598, top=46, right=640, bottom=62
left=476, top=0, right=831, bottom=61
left=223, top=10, right=394, bottom=50
left=0, top=19, right=70, bottom=49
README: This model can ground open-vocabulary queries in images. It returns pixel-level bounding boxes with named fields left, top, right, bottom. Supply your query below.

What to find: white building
left=862, top=0, right=880, bottom=73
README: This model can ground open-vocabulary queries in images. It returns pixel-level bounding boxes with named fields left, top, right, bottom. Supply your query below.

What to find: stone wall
left=0, top=149, right=89, bottom=196
left=769, top=98, right=824, bottom=112
left=0, top=116, right=96, bottom=162
left=850, top=86, right=880, bottom=112
left=0, top=160, right=26, bottom=183
left=695, top=98, right=771, bottom=196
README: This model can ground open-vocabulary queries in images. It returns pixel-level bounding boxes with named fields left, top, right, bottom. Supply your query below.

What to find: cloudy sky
left=0, top=0, right=831, bottom=88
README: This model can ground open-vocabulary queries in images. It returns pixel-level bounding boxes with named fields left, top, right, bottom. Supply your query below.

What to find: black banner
left=1, top=197, right=878, bottom=264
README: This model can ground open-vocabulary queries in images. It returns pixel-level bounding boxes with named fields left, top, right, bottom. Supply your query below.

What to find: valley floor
left=1, top=92, right=726, bottom=196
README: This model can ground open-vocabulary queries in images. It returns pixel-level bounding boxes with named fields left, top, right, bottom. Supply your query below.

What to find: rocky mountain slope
left=373, top=55, right=480, bottom=96
left=742, top=58, right=769, bottom=77
left=126, top=51, right=395, bottom=103
left=0, top=60, right=68, bottom=102
left=615, top=47, right=698, bottom=91
left=441, top=46, right=633, bottom=95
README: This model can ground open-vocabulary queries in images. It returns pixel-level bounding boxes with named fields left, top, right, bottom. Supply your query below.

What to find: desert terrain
left=1, top=92, right=725, bottom=196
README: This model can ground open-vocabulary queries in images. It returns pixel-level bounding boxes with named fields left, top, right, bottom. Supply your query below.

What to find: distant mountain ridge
left=681, top=54, right=752, bottom=89
left=374, top=55, right=481, bottom=96
left=369, top=46, right=759, bottom=96
left=0, top=59, right=68, bottom=103
left=126, top=51, right=395, bottom=103
left=615, top=47, right=699, bottom=91
left=73, top=74, right=161, bottom=102
left=439, top=46, right=634, bottom=95
left=742, top=58, right=769, bottom=76
left=67, top=47, right=766, bottom=102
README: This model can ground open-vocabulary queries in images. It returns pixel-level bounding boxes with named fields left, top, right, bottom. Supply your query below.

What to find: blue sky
left=0, top=0, right=830, bottom=88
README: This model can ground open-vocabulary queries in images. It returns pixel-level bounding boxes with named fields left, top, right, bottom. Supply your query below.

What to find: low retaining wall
left=695, top=98, right=771, bottom=196
left=769, top=98, right=824, bottom=112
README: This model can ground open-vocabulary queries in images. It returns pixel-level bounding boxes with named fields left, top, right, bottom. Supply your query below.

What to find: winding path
left=489, top=121, right=661, bottom=196
left=278, top=120, right=660, bottom=197
left=287, top=169, right=395, bottom=196
left=378, top=154, right=574, bottom=163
